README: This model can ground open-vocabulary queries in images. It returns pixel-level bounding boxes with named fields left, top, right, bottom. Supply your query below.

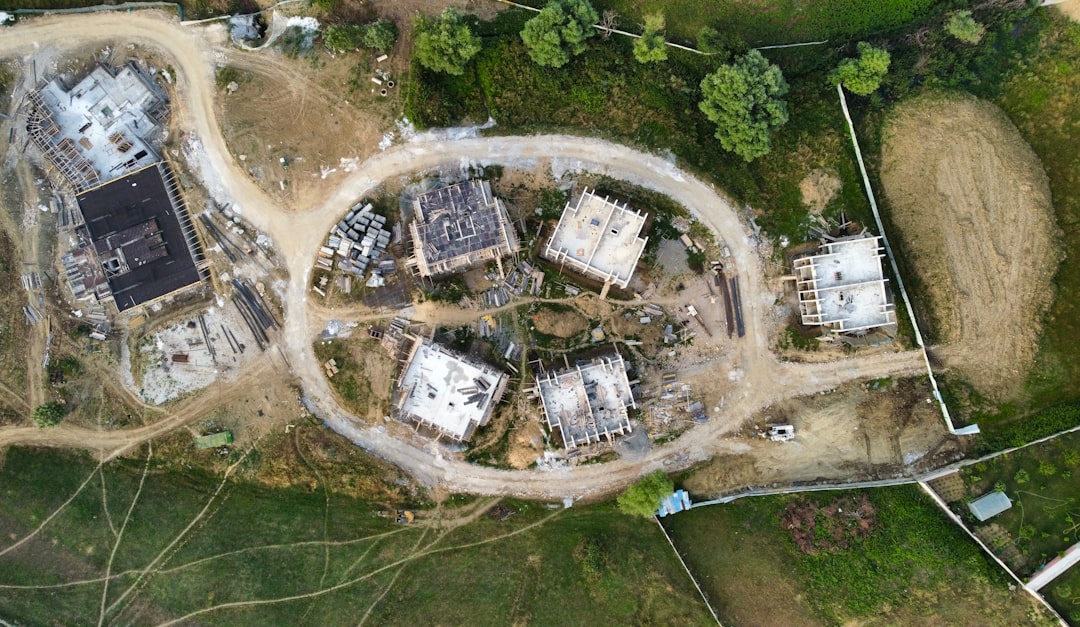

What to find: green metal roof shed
left=195, top=431, right=233, bottom=449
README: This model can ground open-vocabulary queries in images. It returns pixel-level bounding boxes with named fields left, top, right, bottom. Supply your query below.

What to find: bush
left=617, top=470, right=673, bottom=518
left=325, top=20, right=398, bottom=53
left=520, top=0, right=598, bottom=68
left=633, top=13, right=668, bottom=64
left=832, top=41, right=890, bottom=96
left=32, top=402, right=67, bottom=428
left=698, top=49, right=789, bottom=161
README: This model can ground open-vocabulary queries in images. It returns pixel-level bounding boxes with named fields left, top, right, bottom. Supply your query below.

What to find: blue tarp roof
left=656, top=490, right=692, bottom=517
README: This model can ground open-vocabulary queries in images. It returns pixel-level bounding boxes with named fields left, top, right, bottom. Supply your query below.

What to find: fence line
left=8, top=1, right=182, bottom=19
left=653, top=516, right=722, bottom=625
left=836, top=84, right=975, bottom=437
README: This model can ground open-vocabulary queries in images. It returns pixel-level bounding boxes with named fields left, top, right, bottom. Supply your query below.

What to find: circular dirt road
left=0, top=12, right=929, bottom=499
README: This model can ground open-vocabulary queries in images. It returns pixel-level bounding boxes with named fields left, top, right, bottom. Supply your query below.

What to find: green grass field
left=663, top=485, right=1054, bottom=625
left=0, top=446, right=712, bottom=624
left=1043, top=563, right=1080, bottom=625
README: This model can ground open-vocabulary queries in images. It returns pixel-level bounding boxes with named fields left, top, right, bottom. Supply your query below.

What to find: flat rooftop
left=536, top=352, right=635, bottom=449
left=75, top=163, right=206, bottom=312
left=396, top=338, right=508, bottom=441
left=28, top=63, right=167, bottom=191
left=794, top=234, right=896, bottom=334
left=542, top=188, right=647, bottom=290
left=408, top=180, right=519, bottom=277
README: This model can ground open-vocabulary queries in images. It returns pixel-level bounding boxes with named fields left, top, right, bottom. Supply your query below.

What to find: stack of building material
left=325, top=203, right=393, bottom=279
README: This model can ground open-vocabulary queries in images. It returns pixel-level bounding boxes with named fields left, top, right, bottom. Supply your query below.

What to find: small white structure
left=542, top=188, right=648, bottom=290
left=535, top=352, right=635, bottom=449
left=793, top=234, right=896, bottom=335
left=394, top=337, right=508, bottom=442
left=27, top=62, right=168, bottom=191
left=968, top=490, right=1013, bottom=522
left=767, top=424, right=795, bottom=442
left=406, top=180, right=519, bottom=278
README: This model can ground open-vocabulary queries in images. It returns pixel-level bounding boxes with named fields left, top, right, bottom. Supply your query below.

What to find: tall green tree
left=520, top=0, right=599, bottom=68
left=633, top=13, right=667, bottom=64
left=413, top=8, right=482, bottom=76
left=832, top=41, right=891, bottom=96
left=361, top=20, right=398, bottom=52
left=617, top=470, right=674, bottom=518
left=698, top=49, right=789, bottom=162
left=946, top=10, right=985, bottom=44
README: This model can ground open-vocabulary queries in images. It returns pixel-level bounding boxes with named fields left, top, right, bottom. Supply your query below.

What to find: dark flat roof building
left=75, top=162, right=207, bottom=312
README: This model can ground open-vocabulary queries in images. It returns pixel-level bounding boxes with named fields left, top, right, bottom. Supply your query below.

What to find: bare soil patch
left=799, top=168, right=841, bottom=215
left=880, top=93, right=1060, bottom=398
left=531, top=305, right=588, bottom=339
left=1055, top=0, right=1080, bottom=22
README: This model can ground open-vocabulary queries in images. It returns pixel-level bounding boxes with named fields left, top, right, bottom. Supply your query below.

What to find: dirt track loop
left=0, top=12, right=937, bottom=498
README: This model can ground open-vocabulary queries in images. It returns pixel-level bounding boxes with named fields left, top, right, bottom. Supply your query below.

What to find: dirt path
left=0, top=13, right=951, bottom=500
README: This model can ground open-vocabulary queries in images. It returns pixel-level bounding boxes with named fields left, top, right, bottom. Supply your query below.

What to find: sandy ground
left=799, top=168, right=841, bottom=215
left=880, top=93, right=1060, bottom=399
left=1054, top=0, right=1080, bottom=22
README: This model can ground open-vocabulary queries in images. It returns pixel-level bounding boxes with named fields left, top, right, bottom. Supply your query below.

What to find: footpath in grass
left=950, top=430, right=1080, bottom=580
left=663, top=485, right=1054, bottom=626
left=0, top=446, right=712, bottom=624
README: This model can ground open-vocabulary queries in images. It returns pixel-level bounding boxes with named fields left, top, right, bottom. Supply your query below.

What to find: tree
left=698, top=49, right=789, bottom=162
left=599, top=9, right=618, bottom=39
left=361, top=20, right=398, bottom=52
left=617, top=470, right=674, bottom=518
left=697, top=26, right=744, bottom=61
left=520, top=0, right=599, bottom=68
left=831, top=41, right=890, bottom=96
left=633, top=13, right=667, bottom=64
left=32, top=402, right=66, bottom=428
left=946, top=10, right=985, bottom=45
left=413, top=8, right=482, bottom=76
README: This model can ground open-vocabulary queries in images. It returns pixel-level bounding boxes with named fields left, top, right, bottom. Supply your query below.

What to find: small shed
left=968, top=490, right=1012, bottom=522
left=195, top=431, right=233, bottom=449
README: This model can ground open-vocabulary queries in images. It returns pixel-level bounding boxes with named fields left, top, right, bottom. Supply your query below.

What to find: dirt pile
left=799, top=168, right=841, bottom=214
left=880, top=94, right=1061, bottom=398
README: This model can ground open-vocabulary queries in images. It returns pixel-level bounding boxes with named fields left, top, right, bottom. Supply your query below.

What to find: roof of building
left=395, top=338, right=508, bottom=441
left=536, top=352, right=635, bottom=449
left=408, top=180, right=518, bottom=277
left=542, top=188, right=648, bottom=290
left=793, top=234, right=896, bottom=334
left=75, top=163, right=205, bottom=312
left=27, top=62, right=167, bottom=191
left=968, top=490, right=1013, bottom=522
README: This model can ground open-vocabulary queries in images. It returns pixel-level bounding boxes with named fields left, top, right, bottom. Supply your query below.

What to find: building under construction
left=394, top=337, right=509, bottom=442
left=73, top=162, right=208, bottom=312
left=793, top=234, right=896, bottom=335
left=535, top=351, right=635, bottom=449
left=542, top=188, right=648, bottom=291
left=26, top=62, right=168, bottom=192
left=406, top=180, right=519, bottom=278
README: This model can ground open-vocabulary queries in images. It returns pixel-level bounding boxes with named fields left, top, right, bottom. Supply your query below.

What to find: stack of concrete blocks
left=323, top=202, right=394, bottom=279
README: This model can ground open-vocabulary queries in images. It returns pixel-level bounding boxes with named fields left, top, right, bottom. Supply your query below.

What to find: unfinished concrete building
left=394, top=337, right=509, bottom=442
left=406, top=180, right=519, bottom=278
left=542, top=188, right=648, bottom=290
left=536, top=352, right=635, bottom=449
left=27, top=62, right=168, bottom=191
left=793, top=234, right=896, bottom=335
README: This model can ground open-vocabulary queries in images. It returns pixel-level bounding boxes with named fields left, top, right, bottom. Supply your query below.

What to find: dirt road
left=0, top=12, right=946, bottom=499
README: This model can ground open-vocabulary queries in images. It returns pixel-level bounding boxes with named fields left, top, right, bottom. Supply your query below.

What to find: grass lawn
left=0, top=446, right=712, bottom=624
left=663, top=485, right=1054, bottom=625
left=1043, top=563, right=1080, bottom=625
left=953, top=430, right=1080, bottom=579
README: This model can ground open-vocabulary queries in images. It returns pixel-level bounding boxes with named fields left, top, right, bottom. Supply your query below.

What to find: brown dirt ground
left=880, top=93, right=1061, bottom=399
left=506, top=419, right=545, bottom=469
left=684, top=377, right=962, bottom=497
left=1055, top=0, right=1080, bottom=22
left=531, top=306, right=589, bottom=338
left=799, top=168, right=841, bottom=215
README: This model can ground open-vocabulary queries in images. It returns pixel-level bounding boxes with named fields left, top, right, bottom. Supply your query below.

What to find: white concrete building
left=394, top=337, right=508, bottom=442
left=793, top=234, right=896, bottom=335
left=542, top=188, right=647, bottom=290
left=536, top=352, right=635, bottom=449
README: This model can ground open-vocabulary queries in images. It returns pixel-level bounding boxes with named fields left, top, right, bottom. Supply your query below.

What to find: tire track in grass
left=104, top=448, right=251, bottom=620
left=0, top=460, right=105, bottom=558
left=154, top=510, right=564, bottom=626
left=99, top=463, right=118, bottom=539
left=98, top=443, right=153, bottom=627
